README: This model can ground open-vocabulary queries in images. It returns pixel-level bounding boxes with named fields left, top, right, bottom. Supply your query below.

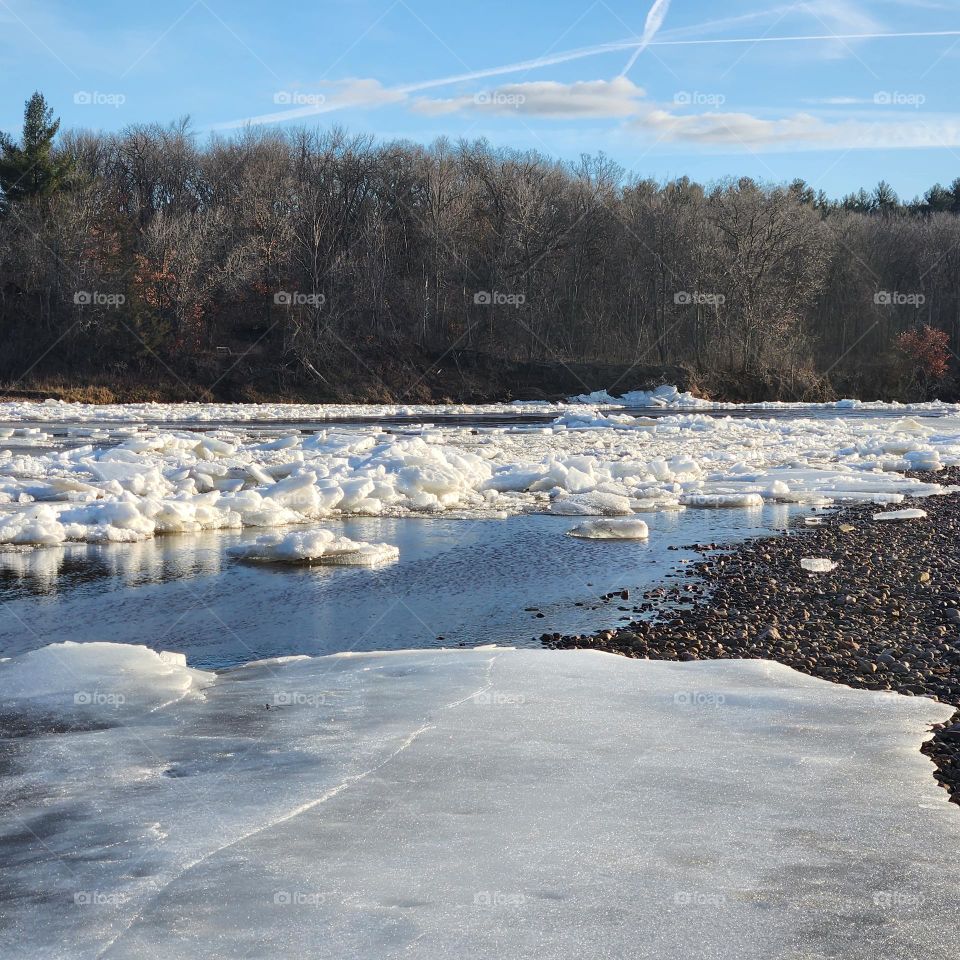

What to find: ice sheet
left=1, top=645, right=957, bottom=959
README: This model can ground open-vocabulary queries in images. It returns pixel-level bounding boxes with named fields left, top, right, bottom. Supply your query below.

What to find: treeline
left=1, top=93, right=958, bottom=402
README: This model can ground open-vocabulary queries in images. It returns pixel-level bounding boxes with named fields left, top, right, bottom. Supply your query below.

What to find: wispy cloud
left=408, top=73, right=960, bottom=153
left=802, top=0, right=882, bottom=34
left=217, top=27, right=960, bottom=129
left=413, top=78, right=647, bottom=119
left=635, top=108, right=960, bottom=150
left=214, top=79, right=405, bottom=129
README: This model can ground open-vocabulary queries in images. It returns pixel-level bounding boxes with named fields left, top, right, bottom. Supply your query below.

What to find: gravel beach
left=542, top=468, right=960, bottom=804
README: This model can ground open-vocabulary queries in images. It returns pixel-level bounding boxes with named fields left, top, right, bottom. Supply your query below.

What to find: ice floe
left=567, top=518, right=650, bottom=539
left=227, top=529, right=399, bottom=566
left=1, top=644, right=957, bottom=959
left=680, top=493, right=765, bottom=509
left=0, top=395, right=956, bottom=546
left=0, top=640, right=212, bottom=711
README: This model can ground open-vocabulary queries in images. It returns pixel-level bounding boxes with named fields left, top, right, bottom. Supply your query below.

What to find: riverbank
left=542, top=468, right=960, bottom=804
left=0, top=348, right=863, bottom=405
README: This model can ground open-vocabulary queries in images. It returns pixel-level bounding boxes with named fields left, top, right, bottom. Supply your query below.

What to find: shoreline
left=542, top=469, right=960, bottom=804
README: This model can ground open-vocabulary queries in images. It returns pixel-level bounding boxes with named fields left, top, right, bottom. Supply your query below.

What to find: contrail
left=650, top=30, right=960, bottom=47
left=620, top=0, right=673, bottom=77
left=397, top=29, right=960, bottom=94
left=216, top=29, right=960, bottom=129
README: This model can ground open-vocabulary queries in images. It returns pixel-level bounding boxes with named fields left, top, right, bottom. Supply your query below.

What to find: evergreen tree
left=872, top=179, right=900, bottom=214
left=841, top=187, right=874, bottom=213
left=920, top=179, right=960, bottom=215
left=0, top=92, right=72, bottom=211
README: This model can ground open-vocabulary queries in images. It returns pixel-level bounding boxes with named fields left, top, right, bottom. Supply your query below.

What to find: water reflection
left=0, top=506, right=798, bottom=668
left=0, top=536, right=228, bottom=594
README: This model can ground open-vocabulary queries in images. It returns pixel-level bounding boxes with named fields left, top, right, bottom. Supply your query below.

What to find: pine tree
left=841, top=188, right=874, bottom=213
left=0, top=92, right=72, bottom=210
left=871, top=179, right=900, bottom=214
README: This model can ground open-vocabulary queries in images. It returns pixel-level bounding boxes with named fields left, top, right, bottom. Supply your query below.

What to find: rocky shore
left=542, top=468, right=960, bottom=804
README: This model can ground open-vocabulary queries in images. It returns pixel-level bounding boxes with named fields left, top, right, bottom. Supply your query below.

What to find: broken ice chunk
left=567, top=518, right=650, bottom=540
left=227, top=529, right=399, bottom=566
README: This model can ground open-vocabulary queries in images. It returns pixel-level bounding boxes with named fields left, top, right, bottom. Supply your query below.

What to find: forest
left=0, top=92, right=957, bottom=403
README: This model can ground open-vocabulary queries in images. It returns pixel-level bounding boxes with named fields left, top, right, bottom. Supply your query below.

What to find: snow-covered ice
left=680, top=492, right=764, bottom=509
left=800, top=558, right=837, bottom=573
left=0, top=644, right=957, bottom=959
left=3, top=389, right=960, bottom=424
left=0, top=395, right=956, bottom=547
left=226, top=529, right=399, bottom=566
left=567, top=518, right=650, bottom=539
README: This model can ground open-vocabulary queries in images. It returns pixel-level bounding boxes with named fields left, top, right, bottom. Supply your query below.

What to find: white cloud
left=321, top=78, right=408, bottom=109
left=639, top=110, right=827, bottom=145
left=412, top=78, right=646, bottom=119
left=634, top=108, right=960, bottom=150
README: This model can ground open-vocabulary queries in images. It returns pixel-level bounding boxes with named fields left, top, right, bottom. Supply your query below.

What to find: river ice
left=226, top=528, right=400, bottom=566
left=0, top=396, right=956, bottom=548
left=0, top=643, right=956, bottom=959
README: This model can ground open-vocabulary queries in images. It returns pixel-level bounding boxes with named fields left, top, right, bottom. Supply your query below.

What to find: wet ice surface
left=0, top=645, right=956, bottom=960
left=0, top=507, right=798, bottom=667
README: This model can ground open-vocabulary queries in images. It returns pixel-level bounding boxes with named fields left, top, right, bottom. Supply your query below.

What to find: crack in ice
left=97, top=653, right=503, bottom=958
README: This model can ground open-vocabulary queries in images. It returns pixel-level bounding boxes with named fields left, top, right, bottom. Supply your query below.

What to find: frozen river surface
left=1, top=645, right=956, bottom=959
left=2, top=395, right=959, bottom=959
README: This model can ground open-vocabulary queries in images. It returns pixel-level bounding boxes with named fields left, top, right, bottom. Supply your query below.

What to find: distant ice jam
left=1, top=644, right=958, bottom=959
left=0, top=393, right=955, bottom=546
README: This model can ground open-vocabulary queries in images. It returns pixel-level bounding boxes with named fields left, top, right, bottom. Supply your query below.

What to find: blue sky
left=2, top=0, right=959, bottom=199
